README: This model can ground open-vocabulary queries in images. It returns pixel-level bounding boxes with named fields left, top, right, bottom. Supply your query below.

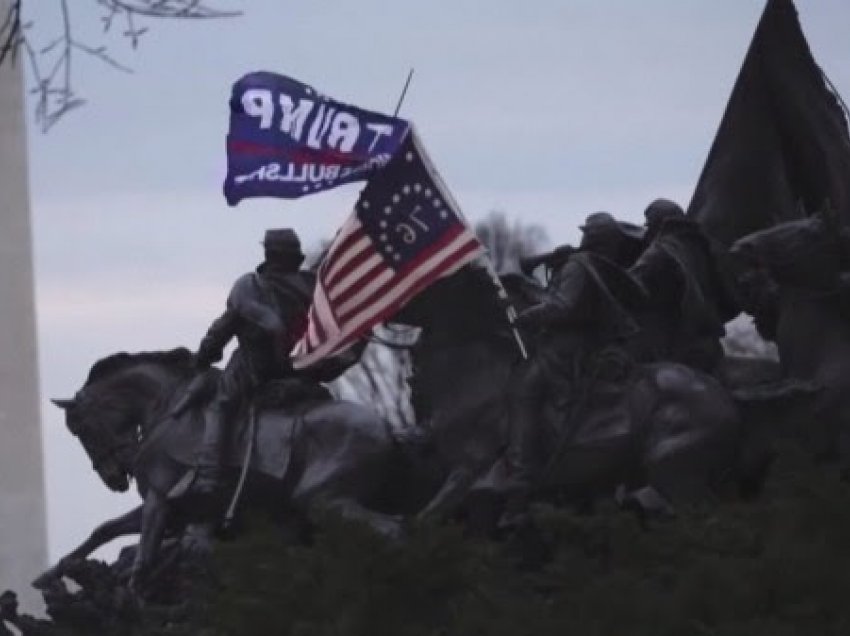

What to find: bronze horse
left=44, top=348, right=412, bottom=591
left=732, top=211, right=850, bottom=472
left=391, top=264, right=752, bottom=522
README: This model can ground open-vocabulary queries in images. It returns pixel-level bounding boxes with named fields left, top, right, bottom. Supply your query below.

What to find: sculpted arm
left=238, top=296, right=284, bottom=335
left=229, top=272, right=285, bottom=337
left=517, top=261, right=588, bottom=327
left=629, top=243, right=666, bottom=286
left=196, top=274, right=286, bottom=366
left=195, top=308, right=239, bottom=367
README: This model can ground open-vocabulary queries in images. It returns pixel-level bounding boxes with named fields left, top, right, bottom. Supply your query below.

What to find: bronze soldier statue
left=191, top=228, right=315, bottom=493
left=518, top=212, right=644, bottom=279
left=574, top=211, right=645, bottom=269
left=629, top=198, right=739, bottom=372
left=504, top=212, right=647, bottom=516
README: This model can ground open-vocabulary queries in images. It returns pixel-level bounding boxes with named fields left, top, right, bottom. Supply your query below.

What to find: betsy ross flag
left=291, top=127, right=484, bottom=368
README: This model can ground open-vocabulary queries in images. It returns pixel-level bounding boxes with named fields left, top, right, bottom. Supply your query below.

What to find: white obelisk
left=0, top=0, right=48, bottom=607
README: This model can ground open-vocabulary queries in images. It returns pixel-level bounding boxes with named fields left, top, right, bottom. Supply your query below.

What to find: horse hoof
left=32, top=557, right=73, bottom=589
left=32, top=569, right=58, bottom=590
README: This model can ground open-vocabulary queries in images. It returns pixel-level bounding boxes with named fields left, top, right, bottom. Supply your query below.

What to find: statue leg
left=501, top=361, right=546, bottom=527
left=310, top=496, right=402, bottom=540
left=416, top=464, right=479, bottom=523
left=32, top=505, right=143, bottom=589
left=505, top=361, right=545, bottom=491
left=195, top=398, right=228, bottom=493
left=130, top=490, right=170, bottom=596
left=196, top=354, right=255, bottom=494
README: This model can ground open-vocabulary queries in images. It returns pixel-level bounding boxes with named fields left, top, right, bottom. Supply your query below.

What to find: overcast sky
left=20, top=0, right=850, bottom=561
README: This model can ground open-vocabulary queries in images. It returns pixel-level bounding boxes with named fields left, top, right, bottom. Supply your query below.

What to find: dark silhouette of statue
left=630, top=199, right=739, bottom=372
left=730, top=211, right=850, bottom=474
left=190, top=228, right=315, bottom=493
left=504, top=212, right=648, bottom=513
left=575, top=211, right=645, bottom=268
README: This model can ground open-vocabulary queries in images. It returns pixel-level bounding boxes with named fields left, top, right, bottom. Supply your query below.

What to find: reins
left=133, top=375, right=199, bottom=465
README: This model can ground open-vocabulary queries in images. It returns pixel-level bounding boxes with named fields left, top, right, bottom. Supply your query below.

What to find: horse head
left=52, top=389, right=135, bottom=493
left=730, top=211, right=843, bottom=290
left=386, top=264, right=525, bottom=430
left=53, top=348, right=194, bottom=493
left=391, top=264, right=515, bottom=336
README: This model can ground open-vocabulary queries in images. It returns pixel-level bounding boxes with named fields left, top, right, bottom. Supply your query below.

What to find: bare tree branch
left=0, top=0, right=21, bottom=66
left=475, top=210, right=549, bottom=273
left=99, top=0, right=241, bottom=20
left=1, top=0, right=241, bottom=131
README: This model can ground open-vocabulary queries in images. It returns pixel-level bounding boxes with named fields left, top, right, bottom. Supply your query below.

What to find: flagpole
left=481, top=258, right=529, bottom=360
left=391, top=82, right=528, bottom=361
left=393, top=68, right=415, bottom=117
left=406, top=131, right=529, bottom=360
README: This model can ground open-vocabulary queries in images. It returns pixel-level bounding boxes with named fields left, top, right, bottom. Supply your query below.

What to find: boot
left=195, top=405, right=226, bottom=495
left=500, top=394, right=538, bottom=529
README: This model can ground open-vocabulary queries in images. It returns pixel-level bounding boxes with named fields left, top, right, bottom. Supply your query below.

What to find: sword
left=223, top=405, right=256, bottom=530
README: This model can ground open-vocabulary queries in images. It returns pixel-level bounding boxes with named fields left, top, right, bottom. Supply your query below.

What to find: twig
left=99, top=0, right=241, bottom=19
left=0, top=0, right=21, bottom=66
left=3, top=0, right=240, bottom=131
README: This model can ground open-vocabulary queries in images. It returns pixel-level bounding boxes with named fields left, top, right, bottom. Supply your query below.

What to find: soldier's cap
left=261, top=228, right=304, bottom=256
left=579, top=212, right=645, bottom=240
left=643, top=198, right=685, bottom=226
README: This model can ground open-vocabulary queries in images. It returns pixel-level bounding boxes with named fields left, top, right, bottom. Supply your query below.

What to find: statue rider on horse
left=505, top=212, right=647, bottom=510
left=630, top=198, right=739, bottom=373
left=184, top=228, right=316, bottom=494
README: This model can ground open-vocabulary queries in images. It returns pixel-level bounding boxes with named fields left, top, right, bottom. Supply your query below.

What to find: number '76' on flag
left=290, top=127, right=484, bottom=369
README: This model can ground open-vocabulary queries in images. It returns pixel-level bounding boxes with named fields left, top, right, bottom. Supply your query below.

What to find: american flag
left=291, top=127, right=484, bottom=369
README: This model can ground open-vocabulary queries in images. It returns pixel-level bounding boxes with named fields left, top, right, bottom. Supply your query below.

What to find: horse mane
left=393, top=262, right=522, bottom=347
left=84, top=348, right=195, bottom=387
left=445, top=263, right=503, bottom=310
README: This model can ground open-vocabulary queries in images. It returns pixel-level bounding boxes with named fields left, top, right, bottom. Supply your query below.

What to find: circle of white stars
left=357, top=170, right=451, bottom=258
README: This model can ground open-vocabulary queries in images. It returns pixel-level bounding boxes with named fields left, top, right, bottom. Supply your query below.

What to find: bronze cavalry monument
left=4, top=0, right=850, bottom=633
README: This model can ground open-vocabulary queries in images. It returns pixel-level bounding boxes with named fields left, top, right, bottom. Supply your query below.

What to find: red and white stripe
left=290, top=216, right=482, bottom=369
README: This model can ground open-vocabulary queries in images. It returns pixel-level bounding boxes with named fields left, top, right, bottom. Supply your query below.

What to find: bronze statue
left=575, top=211, right=645, bottom=268
left=21, top=212, right=797, bottom=617
left=731, top=210, right=850, bottom=473
left=188, top=228, right=315, bottom=493
left=45, top=342, right=416, bottom=594
left=391, top=262, right=750, bottom=526
left=504, top=213, right=648, bottom=509
left=630, top=199, right=739, bottom=372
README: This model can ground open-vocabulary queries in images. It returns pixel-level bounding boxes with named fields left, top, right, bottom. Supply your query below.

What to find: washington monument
left=0, top=0, right=48, bottom=604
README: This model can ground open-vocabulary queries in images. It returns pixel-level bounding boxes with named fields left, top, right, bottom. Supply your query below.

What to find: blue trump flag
left=224, top=72, right=410, bottom=205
